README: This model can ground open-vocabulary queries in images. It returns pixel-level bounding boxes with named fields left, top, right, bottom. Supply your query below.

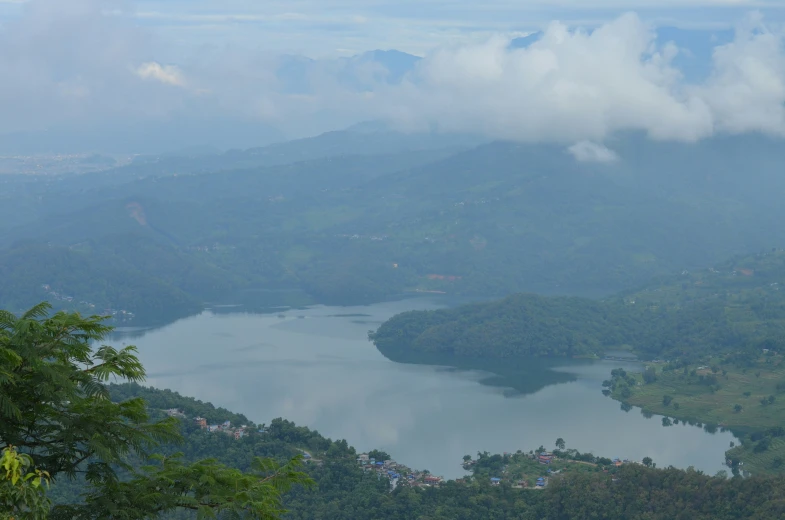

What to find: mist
left=1, top=0, right=784, bottom=153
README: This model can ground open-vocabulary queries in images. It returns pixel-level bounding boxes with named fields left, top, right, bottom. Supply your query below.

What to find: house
left=234, top=430, right=245, bottom=440
left=536, top=477, right=546, bottom=487
left=424, top=476, right=442, bottom=484
left=490, top=477, right=501, bottom=486
left=165, top=408, right=185, bottom=418
left=538, top=452, right=553, bottom=465
left=194, top=417, right=207, bottom=429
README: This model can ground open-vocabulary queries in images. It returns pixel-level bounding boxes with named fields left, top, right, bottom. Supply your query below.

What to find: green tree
left=0, top=303, right=311, bottom=518
left=642, top=457, right=653, bottom=467
left=1, top=446, right=51, bottom=520
left=734, top=404, right=743, bottom=413
left=662, top=395, right=673, bottom=407
left=555, top=438, right=566, bottom=450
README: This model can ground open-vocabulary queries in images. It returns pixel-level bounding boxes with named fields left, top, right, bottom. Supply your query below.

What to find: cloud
left=135, top=61, right=186, bottom=86
left=377, top=12, right=785, bottom=143
left=1, top=1, right=785, bottom=152
left=568, top=141, right=620, bottom=162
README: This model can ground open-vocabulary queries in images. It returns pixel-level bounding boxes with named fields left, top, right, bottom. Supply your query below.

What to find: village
left=164, top=407, right=635, bottom=492
left=356, top=453, right=444, bottom=490
left=40, top=284, right=136, bottom=322
left=461, top=449, right=635, bottom=489
left=164, top=408, right=256, bottom=440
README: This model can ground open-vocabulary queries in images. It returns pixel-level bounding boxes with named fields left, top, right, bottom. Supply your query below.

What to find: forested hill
left=5, top=131, right=785, bottom=323
left=68, top=384, right=785, bottom=519
left=371, top=249, right=785, bottom=362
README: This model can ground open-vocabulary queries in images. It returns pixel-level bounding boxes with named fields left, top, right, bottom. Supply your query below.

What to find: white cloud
left=568, top=141, right=620, bottom=162
left=696, top=13, right=785, bottom=135
left=135, top=61, right=186, bottom=86
left=376, top=12, right=784, bottom=143
left=1, top=1, right=785, bottom=151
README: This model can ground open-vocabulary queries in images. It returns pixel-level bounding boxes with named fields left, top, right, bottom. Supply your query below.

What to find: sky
left=0, top=0, right=784, bottom=152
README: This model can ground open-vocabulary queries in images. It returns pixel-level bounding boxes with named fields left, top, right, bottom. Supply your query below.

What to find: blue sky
left=0, top=0, right=784, bottom=152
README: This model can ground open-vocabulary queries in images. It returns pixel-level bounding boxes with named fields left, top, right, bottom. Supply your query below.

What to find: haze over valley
left=4, top=1, right=785, bottom=518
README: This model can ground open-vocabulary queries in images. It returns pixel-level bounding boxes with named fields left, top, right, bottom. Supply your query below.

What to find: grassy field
left=610, top=355, right=785, bottom=474
left=617, top=361, right=785, bottom=430
left=726, top=437, right=785, bottom=475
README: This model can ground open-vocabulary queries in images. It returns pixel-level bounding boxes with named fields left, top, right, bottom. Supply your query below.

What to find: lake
left=114, top=299, right=737, bottom=479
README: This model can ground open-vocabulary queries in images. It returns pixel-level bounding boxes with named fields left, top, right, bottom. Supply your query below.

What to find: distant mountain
left=4, top=130, right=785, bottom=324
left=275, top=48, right=422, bottom=95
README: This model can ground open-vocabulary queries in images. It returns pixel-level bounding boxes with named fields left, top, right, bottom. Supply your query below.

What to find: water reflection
left=113, top=299, right=737, bottom=479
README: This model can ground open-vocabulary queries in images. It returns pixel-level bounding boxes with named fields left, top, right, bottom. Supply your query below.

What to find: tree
left=0, top=303, right=311, bottom=518
left=734, top=404, right=743, bottom=413
left=662, top=395, right=673, bottom=407
left=368, top=450, right=391, bottom=461
left=643, top=367, right=657, bottom=384
left=673, top=402, right=680, bottom=411
left=642, top=457, right=653, bottom=467
left=463, top=455, right=472, bottom=463
left=1, top=446, right=51, bottom=520
left=555, top=438, right=566, bottom=450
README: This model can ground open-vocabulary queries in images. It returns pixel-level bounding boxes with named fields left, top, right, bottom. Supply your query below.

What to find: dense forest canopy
left=371, top=250, right=785, bottom=362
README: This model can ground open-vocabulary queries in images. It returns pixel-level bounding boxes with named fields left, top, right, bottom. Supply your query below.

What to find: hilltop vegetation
left=4, top=131, right=785, bottom=322
left=371, top=250, right=785, bottom=362
left=6, top=303, right=785, bottom=519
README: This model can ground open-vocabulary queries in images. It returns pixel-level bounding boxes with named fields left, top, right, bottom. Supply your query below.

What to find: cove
left=112, top=298, right=737, bottom=479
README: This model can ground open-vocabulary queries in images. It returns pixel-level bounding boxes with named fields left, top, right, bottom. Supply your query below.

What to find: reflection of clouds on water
left=134, top=302, right=736, bottom=479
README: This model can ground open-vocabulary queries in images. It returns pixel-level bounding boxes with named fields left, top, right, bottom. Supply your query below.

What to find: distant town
left=40, top=284, right=136, bottom=322
left=165, top=408, right=256, bottom=440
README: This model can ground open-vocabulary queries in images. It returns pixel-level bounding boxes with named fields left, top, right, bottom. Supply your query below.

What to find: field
left=726, top=437, right=785, bottom=475
left=618, top=360, right=785, bottom=431
left=610, top=355, right=785, bottom=474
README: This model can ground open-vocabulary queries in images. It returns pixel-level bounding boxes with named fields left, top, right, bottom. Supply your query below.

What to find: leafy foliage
left=0, top=303, right=311, bottom=518
left=1, top=446, right=50, bottom=520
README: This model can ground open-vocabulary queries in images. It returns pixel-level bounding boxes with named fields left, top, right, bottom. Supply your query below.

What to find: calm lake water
left=114, top=299, right=736, bottom=479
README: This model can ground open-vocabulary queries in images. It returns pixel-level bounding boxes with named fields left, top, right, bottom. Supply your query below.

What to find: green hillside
left=371, top=249, right=785, bottom=363
left=5, top=132, right=785, bottom=323
left=5, top=304, right=785, bottom=520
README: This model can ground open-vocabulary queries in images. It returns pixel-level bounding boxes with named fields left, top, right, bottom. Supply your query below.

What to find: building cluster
left=188, top=243, right=236, bottom=253
left=538, top=452, right=554, bottom=465
left=188, top=413, right=251, bottom=440
left=40, top=284, right=135, bottom=321
left=335, top=233, right=389, bottom=241
left=357, top=453, right=444, bottom=489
